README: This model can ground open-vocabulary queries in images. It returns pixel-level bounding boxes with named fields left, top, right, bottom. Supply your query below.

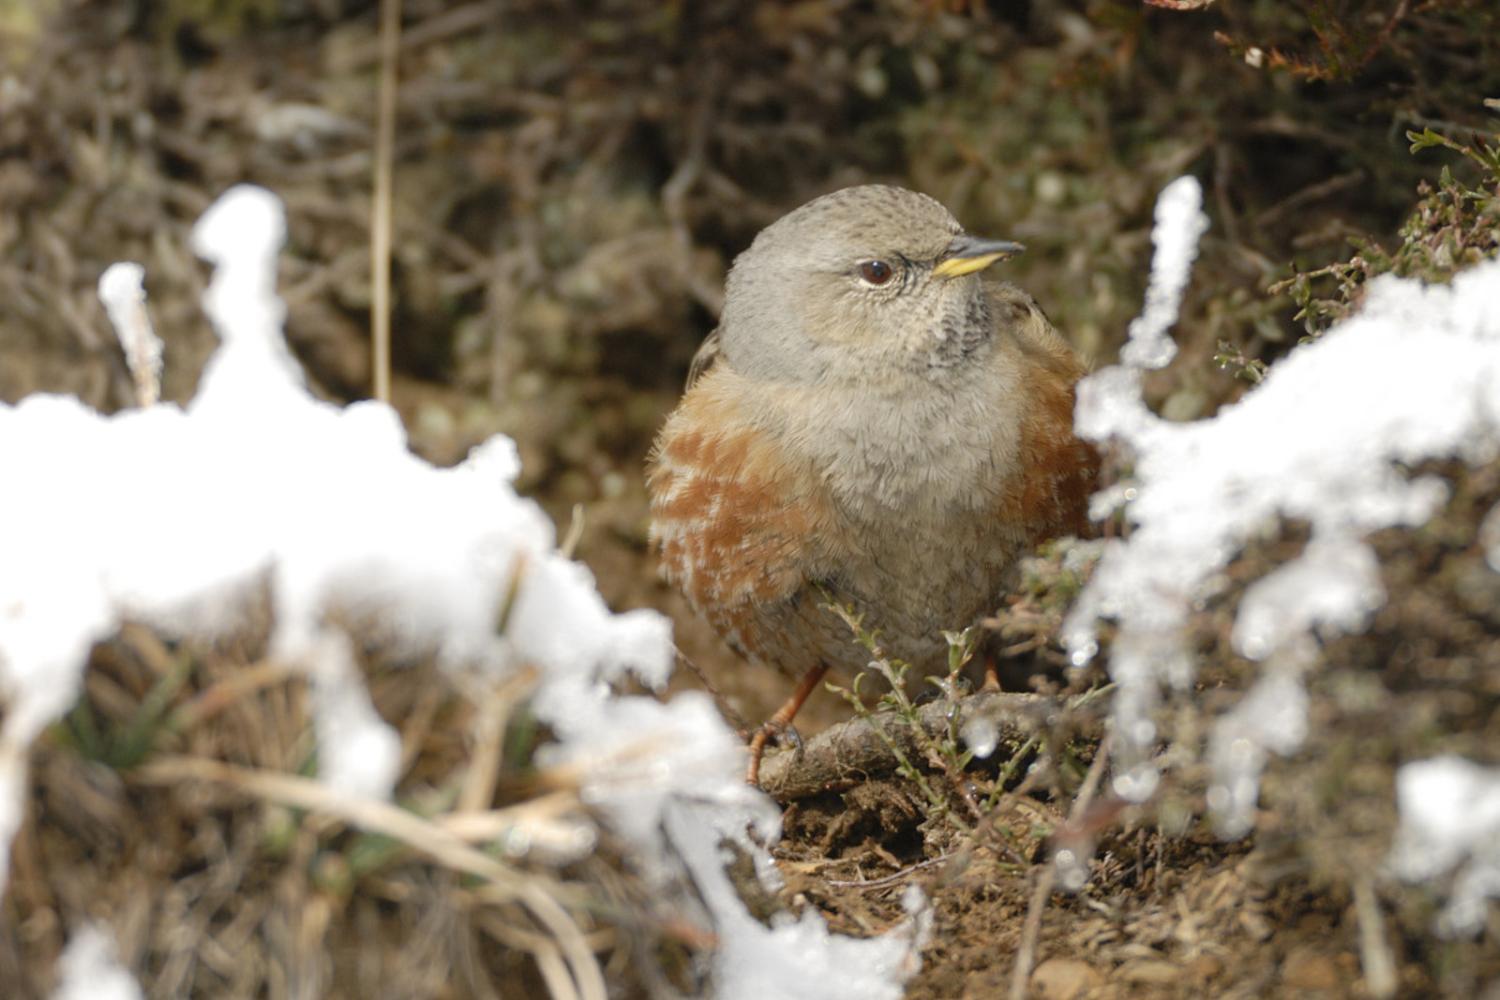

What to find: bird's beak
left=932, top=234, right=1026, bottom=280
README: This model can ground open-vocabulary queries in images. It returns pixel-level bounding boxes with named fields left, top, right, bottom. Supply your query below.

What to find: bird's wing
left=989, top=284, right=1101, bottom=540
left=647, top=367, right=831, bottom=662
left=685, top=327, right=722, bottom=390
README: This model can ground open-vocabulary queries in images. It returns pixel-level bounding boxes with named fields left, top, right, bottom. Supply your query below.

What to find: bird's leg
left=746, top=662, right=830, bottom=786
left=981, top=649, right=1002, bottom=692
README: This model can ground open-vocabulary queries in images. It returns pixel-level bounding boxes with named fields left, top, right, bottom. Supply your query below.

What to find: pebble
left=1030, top=957, right=1104, bottom=1000
left=1117, top=958, right=1182, bottom=985
left=1185, top=953, right=1224, bottom=984
left=1281, top=947, right=1341, bottom=991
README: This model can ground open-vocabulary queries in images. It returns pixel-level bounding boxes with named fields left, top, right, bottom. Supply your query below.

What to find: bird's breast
left=782, top=365, right=1026, bottom=518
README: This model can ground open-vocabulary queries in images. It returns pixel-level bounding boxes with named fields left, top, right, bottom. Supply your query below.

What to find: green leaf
left=1407, top=128, right=1445, bottom=154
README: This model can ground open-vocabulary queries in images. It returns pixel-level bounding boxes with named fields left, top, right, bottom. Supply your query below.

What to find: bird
left=647, top=185, right=1098, bottom=784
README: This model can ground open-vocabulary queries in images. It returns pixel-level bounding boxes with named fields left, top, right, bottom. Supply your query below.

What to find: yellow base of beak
left=932, top=250, right=1016, bottom=279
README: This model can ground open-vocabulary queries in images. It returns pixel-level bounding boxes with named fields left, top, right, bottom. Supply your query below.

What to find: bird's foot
left=746, top=719, right=805, bottom=785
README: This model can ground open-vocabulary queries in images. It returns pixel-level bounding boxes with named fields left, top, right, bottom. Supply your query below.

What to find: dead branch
left=757, top=691, right=1082, bottom=802
left=1009, top=731, right=1114, bottom=1000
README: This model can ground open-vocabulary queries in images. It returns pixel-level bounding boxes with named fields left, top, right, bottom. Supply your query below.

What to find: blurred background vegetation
left=2, top=1, right=1496, bottom=484
left=0, top=1, right=1498, bottom=996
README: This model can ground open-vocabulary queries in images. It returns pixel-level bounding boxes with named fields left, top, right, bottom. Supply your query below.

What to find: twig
left=370, top=0, right=401, bottom=403
left=1254, top=170, right=1366, bottom=230
left=825, top=855, right=952, bottom=890
left=559, top=504, right=586, bottom=560
left=457, top=667, right=541, bottom=813
left=1008, top=731, right=1114, bottom=1000
left=97, top=263, right=163, bottom=407
left=1067, top=732, right=1113, bottom=818
left=672, top=648, right=750, bottom=735
left=341, top=0, right=505, bottom=69
left=1354, top=874, right=1398, bottom=999
left=661, top=66, right=726, bottom=317
left=439, top=790, right=579, bottom=841
left=1009, top=866, right=1058, bottom=1000
left=1361, top=0, right=1411, bottom=68
left=167, top=660, right=298, bottom=731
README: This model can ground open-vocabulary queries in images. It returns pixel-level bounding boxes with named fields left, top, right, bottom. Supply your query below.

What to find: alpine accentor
left=647, top=185, right=1098, bottom=783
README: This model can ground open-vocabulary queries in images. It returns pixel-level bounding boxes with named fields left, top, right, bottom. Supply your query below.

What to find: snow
left=51, top=926, right=142, bottom=1000
left=1118, top=175, right=1208, bottom=371
left=1066, top=175, right=1500, bottom=857
left=0, top=185, right=926, bottom=996
left=1389, top=756, right=1500, bottom=936
left=665, top=798, right=932, bottom=1000
left=960, top=714, right=1000, bottom=759
left=98, top=263, right=162, bottom=407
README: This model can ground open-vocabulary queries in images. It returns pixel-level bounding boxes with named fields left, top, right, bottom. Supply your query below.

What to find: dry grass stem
left=560, top=504, right=587, bottom=560
left=457, top=688, right=515, bottom=813
left=1354, top=875, right=1397, bottom=1000
left=438, top=790, right=578, bottom=841
left=167, top=660, right=297, bottom=731
left=370, top=0, right=401, bottom=402
left=1009, top=731, right=1114, bottom=1000
left=132, top=754, right=607, bottom=1000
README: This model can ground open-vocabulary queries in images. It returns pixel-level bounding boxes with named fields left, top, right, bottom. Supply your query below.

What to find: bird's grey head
left=718, top=185, right=1024, bottom=386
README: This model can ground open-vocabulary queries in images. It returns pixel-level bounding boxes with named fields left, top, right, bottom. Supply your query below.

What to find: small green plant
left=59, top=647, right=194, bottom=769
left=821, top=600, right=1058, bottom=864
left=1213, top=339, right=1270, bottom=384
left=1272, top=110, right=1500, bottom=335
left=822, top=601, right=956, bottom=825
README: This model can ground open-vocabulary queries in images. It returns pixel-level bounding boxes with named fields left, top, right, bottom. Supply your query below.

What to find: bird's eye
left=858, top=259, right=894, bottom=286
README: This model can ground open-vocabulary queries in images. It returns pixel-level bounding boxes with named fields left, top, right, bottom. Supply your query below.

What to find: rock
left=1185, top=953, right=1225, bottom=984
left=1030, top=957, right=1104, bottom=1000
left=1282, top=947, right=1341, bottom=991
left=1117, top=958, right=1183, bottom=985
